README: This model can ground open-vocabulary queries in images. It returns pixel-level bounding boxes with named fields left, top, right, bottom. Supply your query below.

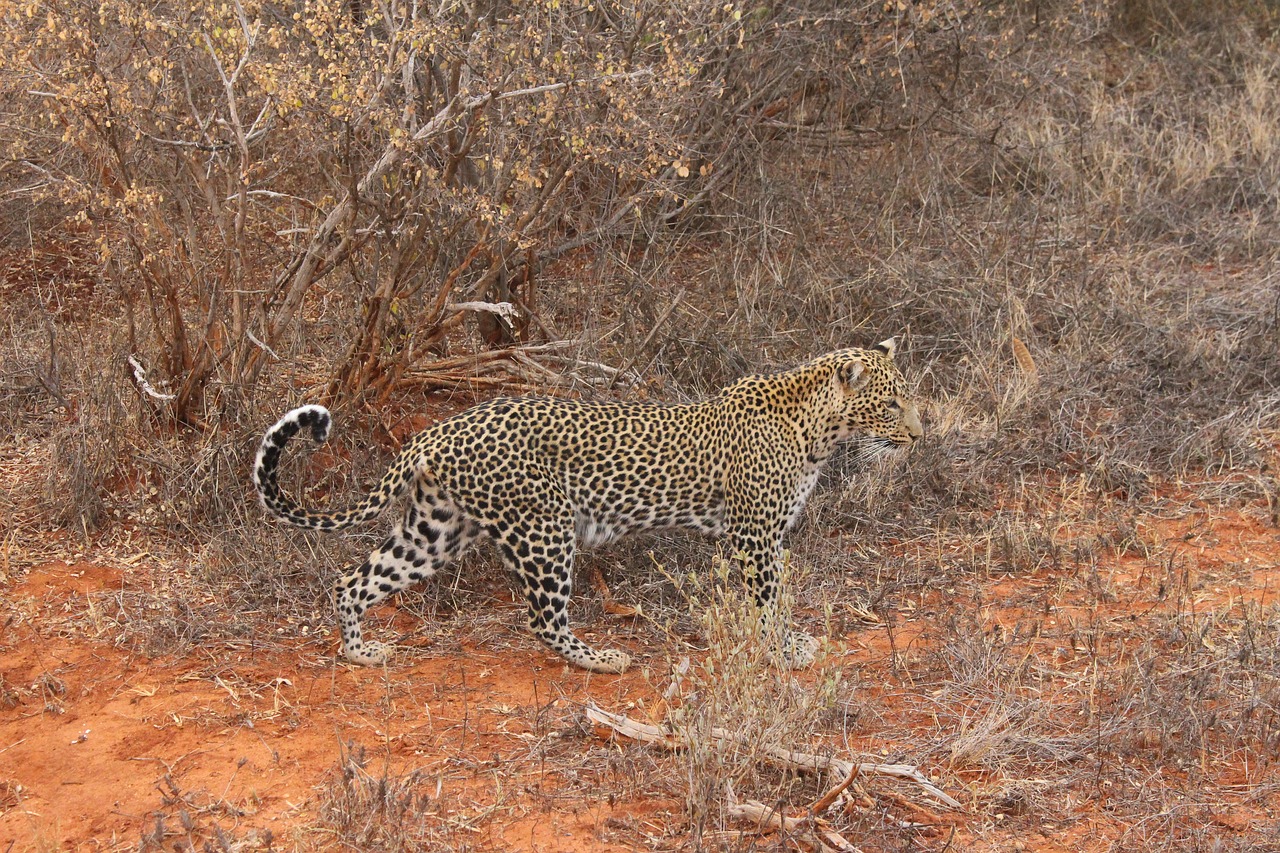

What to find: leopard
left=253, top=338, right=922, bottom=674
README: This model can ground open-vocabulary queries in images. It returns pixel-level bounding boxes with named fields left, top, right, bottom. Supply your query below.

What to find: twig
left=396, top=342, right=626, bottom=395
left=748, top=740, right=962, bottom=810
left=809, top=758, right=860, bottom=814
left=720, top=784, right=862, bottom=853
left=245, top=329, right=279, bottom=360
left=447, top=300, right=519, bottom=321
left=127, top=355, right=176, bottom=401
left=608, top=288, right=684, bottom=391
left=586, top=706, right=679, bottom=748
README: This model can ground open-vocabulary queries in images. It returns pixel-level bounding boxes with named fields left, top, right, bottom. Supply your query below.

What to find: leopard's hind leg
left=492, top=502, right=631, bottom=674
left=336, top=480, right=476, bottom=665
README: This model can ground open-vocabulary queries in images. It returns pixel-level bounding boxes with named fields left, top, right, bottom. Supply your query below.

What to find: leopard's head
left=828, top=338, right=923, bottom=451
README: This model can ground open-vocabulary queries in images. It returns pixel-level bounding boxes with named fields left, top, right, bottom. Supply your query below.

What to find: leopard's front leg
left=726, top=510, right=817, bottom=669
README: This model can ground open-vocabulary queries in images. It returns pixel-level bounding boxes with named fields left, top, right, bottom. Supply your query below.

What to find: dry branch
left=256, top=69, right=653, bottom=377
left=751, top=743, right=963, bottom=811
left=392, top=342, right=631, bottom=395
left=587, top=704, right=959, bottom=852
left=127, top=356, right=176, bottom=402
left=586, top=705, right=960, bottom=811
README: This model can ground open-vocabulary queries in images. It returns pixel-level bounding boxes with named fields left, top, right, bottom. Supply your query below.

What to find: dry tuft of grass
left=643, top=553, right=893, bottom=842
left=310, top=740, right=448, bottom=852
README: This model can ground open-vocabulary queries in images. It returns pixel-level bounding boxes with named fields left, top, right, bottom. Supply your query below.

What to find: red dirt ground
left=2, top=493, right=1279, bottom=851
left=0, top=558, right=671, bottom=851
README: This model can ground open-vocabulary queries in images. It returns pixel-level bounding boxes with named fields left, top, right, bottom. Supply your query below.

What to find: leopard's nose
left=904, top=403, right=923, bottom=442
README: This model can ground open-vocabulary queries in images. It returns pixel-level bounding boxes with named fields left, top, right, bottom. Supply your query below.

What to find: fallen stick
left=747, top=739, right=963, bottom=811
left=716, top=804, right=855, bottom=853
left=587, top=705, right=680, bottom=747
left=724, top=787, right=862, bottom=853
left=874, top=788, right=948, bottom=830
left=587, top=565, right=642, bottom=617
left=585, top=705, right=962, bottom=811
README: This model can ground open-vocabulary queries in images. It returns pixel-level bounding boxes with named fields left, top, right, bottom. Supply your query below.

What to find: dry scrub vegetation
left=3, top=0, right=1280, bottom=850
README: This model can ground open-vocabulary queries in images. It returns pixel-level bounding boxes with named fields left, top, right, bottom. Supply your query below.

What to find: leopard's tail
left=253, top=405, right=410, bottom=531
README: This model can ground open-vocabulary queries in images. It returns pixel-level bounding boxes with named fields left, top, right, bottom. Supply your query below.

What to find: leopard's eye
left=886, top=399, right=902, bottom=411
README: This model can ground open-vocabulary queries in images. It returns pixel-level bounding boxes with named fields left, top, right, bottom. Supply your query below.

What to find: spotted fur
left=253, top=340, right=922, bottom=673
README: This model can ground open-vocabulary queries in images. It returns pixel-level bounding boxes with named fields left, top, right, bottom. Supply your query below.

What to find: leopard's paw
left=782, top=631, right=820, bottom=669
left=344, top=640, right=394, bottom=666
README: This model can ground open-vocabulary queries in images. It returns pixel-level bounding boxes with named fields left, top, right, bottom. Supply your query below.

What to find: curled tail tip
left=286, top=404, right=332, bottom=444
left=254, top=404, right=333, bottom=494
left=262, top=404, right=332, bottom=446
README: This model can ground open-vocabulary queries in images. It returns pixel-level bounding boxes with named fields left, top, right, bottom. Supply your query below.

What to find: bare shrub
left=0, top=0, right=762, bottom=423
left=1, top=0, right=1011, bottom=538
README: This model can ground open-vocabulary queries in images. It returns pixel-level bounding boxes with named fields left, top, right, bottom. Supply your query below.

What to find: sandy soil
left=0, top=558, right=670, bottom=851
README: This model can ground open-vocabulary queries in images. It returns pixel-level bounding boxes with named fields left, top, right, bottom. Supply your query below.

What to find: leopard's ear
left=836, top=357, right=869, bottom=392
left=873, top=337, right=897, bottom=358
